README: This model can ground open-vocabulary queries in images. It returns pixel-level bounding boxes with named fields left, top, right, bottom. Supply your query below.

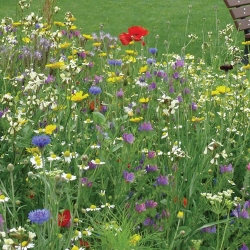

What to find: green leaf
left=93, top=112, right=106, bottom=124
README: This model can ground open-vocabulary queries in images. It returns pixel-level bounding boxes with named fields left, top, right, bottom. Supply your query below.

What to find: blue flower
left=28, top=209, right=50, bottom=224
left=89, top=86, right=102, bottom=95
left=148, top=48, right=158, bottom=54
left=108, top=59, right=122, bottom=66
left=31, top=135, right=51, bottom=148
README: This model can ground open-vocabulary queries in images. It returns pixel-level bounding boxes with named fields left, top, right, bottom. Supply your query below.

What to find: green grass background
left=0, top=0, right=243, bottom=56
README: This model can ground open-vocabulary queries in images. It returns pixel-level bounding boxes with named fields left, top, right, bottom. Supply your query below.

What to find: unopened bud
left=7, top=163, right=14, bottom=172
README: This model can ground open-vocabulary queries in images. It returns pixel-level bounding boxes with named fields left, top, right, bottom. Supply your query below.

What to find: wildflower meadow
left=0, top=1, right=250, bottom=249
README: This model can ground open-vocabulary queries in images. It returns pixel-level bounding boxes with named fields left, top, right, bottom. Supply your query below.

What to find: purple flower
left=116, top=88, right=124, bottom=98
left=191, top=102, right=198, bottom=111
left=201, top=225, right=216, bottom=233
left=173, top=60, right=185, bottom=69
left=232, top=204, right=249, bottom=219
left=220, top=163, right=233, bottom=173
left=156, top=175, right=169, bottom=185
left=45, top=75, right=55, bottom=84
left=148, top=48, right=158, bottom=54
left=148, top=82, right=156, bottom=91
left=28, top=209, right=50, bottom=224
left=172, top=72, right=180, bottom=79
left=139, top=122, right=153, bottom=131
left=177, top=96, right=183, bottom=103
left=89, top=86, right=102, bottom=95
left=143, top=217, right=154, bottom=226
left=81, top=177, right=93, bottom=187
left=145, top=200, right=157, bottom=208
left=135, top=203, right=146, bottom=213
left=145, top=71, right=152, bottom=78
left=88, top=161, right=97, bottom=169
left=122, top=133, right=135, bottom=144
left=147, top=151, right=156, bottom=159
left=240, top=244, right=249, bottom=250
left=183, top=88, right=190, bottom=95
left=31, top=135, right=51, bottom=148
left=145, top=165, right=158, bottom=173
left=123, top=171, right=135, bottom=183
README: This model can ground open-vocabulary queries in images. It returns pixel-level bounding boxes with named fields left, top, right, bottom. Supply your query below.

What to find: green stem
left=169, top=219, right=181, bottom=250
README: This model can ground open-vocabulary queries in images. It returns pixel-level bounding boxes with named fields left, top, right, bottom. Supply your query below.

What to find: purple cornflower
left=116, top=88, right=124, bottom=98
left=156, top=175, right=169, bottom=186
left=201, top=225, right=216, bottom=233
left=145, top=165, right=158, bottom=173
left=240, top=244, right=249, bottom=250
left=139, top=122, right=153, bottom=131
left=147, top=151, right=156, bottom=159
left=177, top=96, right=183, bottom=103
left=108, top=59, right=122, bottom=66
left=173, top=59, right=185, bottom=69
left=232, top=203, right=249, bottom=219
left=122, top=133, right=135, bottom=144
left=31, top=135, right=51, bottom=148
left=94, top=75, right=103, bottom=83
left=143, top=217, right=154, bottom=226
left=135, top=203, right=146, bottom=213
left=88, top=161, right=97, bottom=169
left=148, top=82, right=156, bottom=91
left=123, top=171, right=135, bottom=183
left=220, top=163, right=233, bottom=173
left=45, top=75, right=55, bottom=84
left=77, top=51, right=86, bottom=58
left=145, top=71, right=152, bottom=78
left=145, top=200, right=157, bottom=208
left=89, top=86, right=102, bottom=95
left=191, top=102, right=198, bottom=111
left=172, top=72, right=180, bottom=79
left=183, top=88, right=190, bottom=95
left=28, top=209, right=50, bottom=224
left=148, top=48, right=158, bottom=54
left=81, top=177, right=93, bottom=187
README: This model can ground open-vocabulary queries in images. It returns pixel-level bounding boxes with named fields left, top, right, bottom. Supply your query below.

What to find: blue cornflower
left=108, top=59, right=122, bottom=66
left=89, top=86, right=102, bottom=95
left=31, top=135, right=51, bottom=148
left=146, top=58, right=156, bottom=65
left=28, top=209, right=50, bottom=224
left=148, top=48, right=158, bottom=54
left=156, top=175, right=169, bottom=185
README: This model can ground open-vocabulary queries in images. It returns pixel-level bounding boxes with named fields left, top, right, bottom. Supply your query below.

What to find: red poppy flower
left=119, top=26, right=149, bottom=45
left=80, top=240, right=90, bottom=248
left=183, top=197, right=188, bottom=208
left=58, top=209, right=71, bottom=227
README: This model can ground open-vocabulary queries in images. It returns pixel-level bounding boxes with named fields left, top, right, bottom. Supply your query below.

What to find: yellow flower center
left=90, top=205, right=96, bottom=209
left=0, top=195, right=6, bottom=200
left=64, top=151, right=70, bottom=157
left=65, top=174, right=72, bottom=179
left=21, top=241, right=28, bottom=247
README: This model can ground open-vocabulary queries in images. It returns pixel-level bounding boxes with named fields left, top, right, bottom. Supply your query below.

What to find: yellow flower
left=128, top=56, right=136, bottom=63
left=45, top=61, right=65, bottom=69
left=83, top=34, right=93, bottom=40
left=59, top=42, right=71, bottom=49
left=139, top=65, right=148, bottom=73
left=242, top=64, right=250, bottom=70
left=139, top=97, right=149, bottom=103
left=26, top=147, right=40, bottom=155
left=177, top=211, right=184, bottom=219
left=129, top=117, right=143, bottom=122
left=211, top=90, right=220, bottom=96
left=191, top=116, right=205, bottom=123
left=12, top=22, right=21, bottom=27
left=69, top=17, right=76, bottom=21
left=130, top=234, right=141, bottom=246
left=107, top=76, right=123, bottom=83
left=22, top=37, right=31, bottom=43
left=125, top=50, right=137, bottom=55
left=71, top=245, right=79, bottom=250
left=69, top=25, right=77, bottom=30
left=215, top=86, right=231, bottom=94
left=44, top=124, right=57, bottom=135
left=54, top=21, right=65, bottom=27
left=69, top=91, right=89, bottom=102
left=93, top=42, right=102, bottom=47
left=99, top=52, right=107, bottom=57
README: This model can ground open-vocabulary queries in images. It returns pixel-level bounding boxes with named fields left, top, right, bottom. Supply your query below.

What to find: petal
left=119, top=33, right=132, bottom=45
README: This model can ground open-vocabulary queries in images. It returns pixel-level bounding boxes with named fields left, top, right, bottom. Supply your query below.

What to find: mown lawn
left=0, top=0, right=243, bottom=56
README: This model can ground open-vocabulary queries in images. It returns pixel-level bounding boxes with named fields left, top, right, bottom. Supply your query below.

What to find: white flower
left=84, top=118, right=93, bottom=124
left=0, top=194, right=10, bottom=203
left=101, top=203, right=115, bottom=209
left=86, top=205, right=101, bottom=211
left=30, top=155, right=43, bottom=169
left=15, top=242, right=35, bottom=249
left=47, top=153, right=61, bottom=161
left=91, top=159, right=105, bottom=165
left=61, top=173, right=77, bottom=182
